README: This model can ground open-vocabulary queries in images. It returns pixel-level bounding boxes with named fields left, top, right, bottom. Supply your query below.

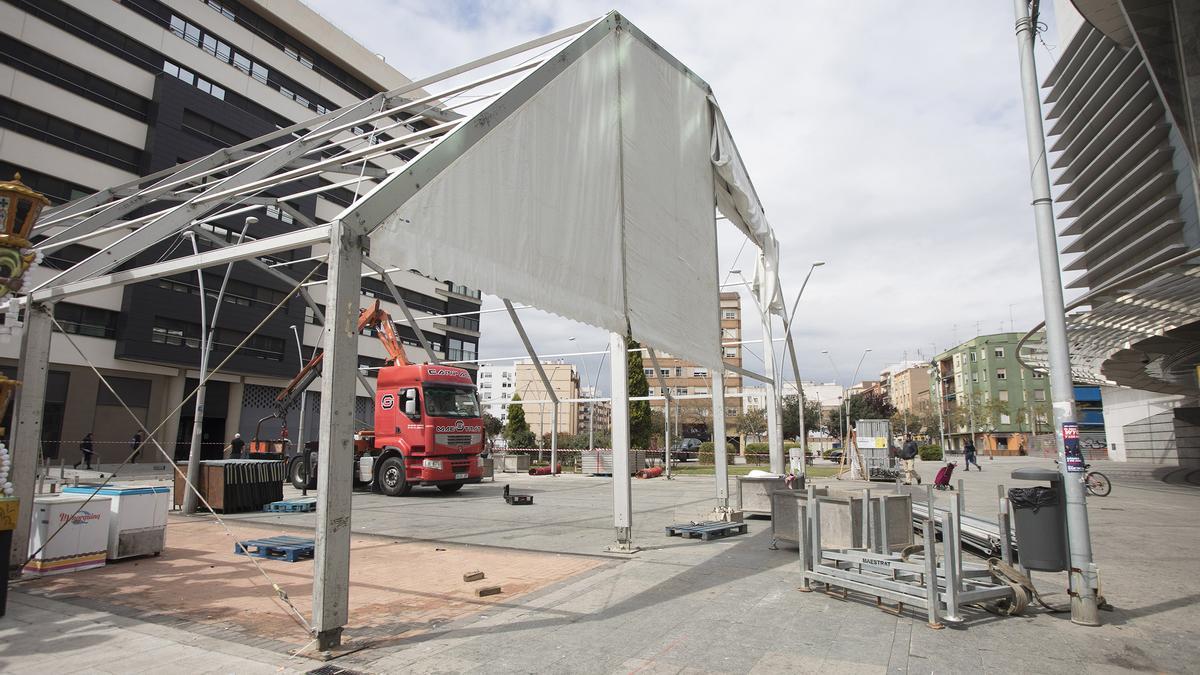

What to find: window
left=722, top=310, right=737, bottom=320
left=1034, top=389, right=1046, bottom=402
left=264, top=204, right=294, bottom=224
left=1000, top=414, right=1011, bottom=424
left=980, top=349, right=987, bottom=360
left=674, top=387, right=688, bottom=395
left=447, top=338, right=476, bottom=362
left=206, top=1, right=236, bottom=21
left=970, top=351, right=977, bottom=362
left=446, top=315, right=479, bottom=332
left=994, top=347, right=1005, bottom=359
left=722, top=327, right=738, bottom=339
left=692, top=368, right=708, bottom=378
left=998, top=390, right=1009, bottom=402
left=233, top=53, right=252, bottom=75
left=996, top=368, right=1007, bottom=380
left=659, top=368, right=671, bottom=377
left=695, top=387, right=708, bottom=396
left=1032, top=370, right=1045, bottom=379
left=643, top=368, right=654, bottom=376
left=674, top=367, right=683, bottom=377
left=971, top=373, right=978, bottom=382
left=151, top=317, right=201, bottom=348
left=723, top=347, right=738, bottom=358
left=726, top=407, right=739, bottom=416
left=53, top=303, right=118, bottom=339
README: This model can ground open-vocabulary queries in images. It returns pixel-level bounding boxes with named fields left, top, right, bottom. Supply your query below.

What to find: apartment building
left=0, top=0, right=482, bottom=463
left=644, top=292, right=743, bottom=439
left=476, top=363, right=516, bottom=423
left=578, top=386, right=611, bottom=437
left=883, top=363, right=931, bottom=413
left=933, top=334, right=1052, bottom=453
left=513, top=361, right=579, bottom=438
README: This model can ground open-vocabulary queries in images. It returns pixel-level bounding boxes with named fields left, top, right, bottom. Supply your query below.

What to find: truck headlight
left=422, top=459, right=444, bottom=470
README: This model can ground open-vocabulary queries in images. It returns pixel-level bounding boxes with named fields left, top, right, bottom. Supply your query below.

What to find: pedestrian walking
left=229, top=432, right=245, bottom=459
left=74, top=433, right=96, bottom=470
left=130, top=432, right=143, bottom=463
left=900, top=434, right=921, bottom=485
left=964, top=439, right=981, bottom=471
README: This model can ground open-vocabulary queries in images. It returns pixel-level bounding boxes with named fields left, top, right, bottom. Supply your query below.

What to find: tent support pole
left=645, top=348, right=673, bottom=479
left=503, top=299, right=560, bottom=474
left=607, top=332, right=637, bottom=553
left=711, top=369, right=730, bottom=512
left=311, top=219, right=365, bottom=651
left=9, top=303, right=53, bottom=572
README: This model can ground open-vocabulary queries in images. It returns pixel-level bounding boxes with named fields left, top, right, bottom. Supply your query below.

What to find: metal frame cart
left=797, top=481, right=1024, bottom=628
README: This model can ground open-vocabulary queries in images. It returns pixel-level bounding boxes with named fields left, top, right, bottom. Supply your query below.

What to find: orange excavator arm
left=272, top=300, right=412, bottom=413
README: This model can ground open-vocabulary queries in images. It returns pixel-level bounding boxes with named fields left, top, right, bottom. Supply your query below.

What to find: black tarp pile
left=203, top=459, right=285, bottom=512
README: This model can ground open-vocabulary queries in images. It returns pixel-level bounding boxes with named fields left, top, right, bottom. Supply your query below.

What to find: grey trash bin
left=1009, top=467, right=1069, bottom=572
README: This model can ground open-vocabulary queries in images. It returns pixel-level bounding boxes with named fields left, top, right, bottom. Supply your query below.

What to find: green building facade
left=932, top=333, right=1050, bottom=454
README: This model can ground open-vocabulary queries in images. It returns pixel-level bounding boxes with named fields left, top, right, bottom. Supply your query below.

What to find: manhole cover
left=307, top=667, right=368, bottom=675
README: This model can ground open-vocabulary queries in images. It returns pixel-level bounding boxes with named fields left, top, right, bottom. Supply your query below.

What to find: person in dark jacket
left=74, top=433, right=96, bottom=470
left=229, top=433, right=245, bottom=459
left=130, top=432, right=143, bottom=463
left=964, top=440, right=981, bottom=471
left=900, top=434, right=920, bottom=485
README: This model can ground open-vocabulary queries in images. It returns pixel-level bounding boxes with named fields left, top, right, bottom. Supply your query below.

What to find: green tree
left=482, top=412, right=503, bottom=450
left=736, top=406, right=768, bottom=440
left=627, top=335, right=652, bottom=449
left=782, top=395, right=822, bottom=440
left=504, top=393, right=535, bottom=447
left=827, top=390, right=897, bottom=438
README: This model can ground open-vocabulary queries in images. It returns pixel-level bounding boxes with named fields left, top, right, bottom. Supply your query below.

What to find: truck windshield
left=423, top=386, right=480, bottom=418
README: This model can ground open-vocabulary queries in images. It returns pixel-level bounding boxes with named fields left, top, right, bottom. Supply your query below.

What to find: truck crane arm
left=272, top=300, right=413, bottom=415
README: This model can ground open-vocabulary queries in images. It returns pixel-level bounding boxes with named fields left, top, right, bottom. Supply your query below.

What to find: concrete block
left=463, top=571, right=485, bottom=582
left=475, top=585, right=502, bottom=597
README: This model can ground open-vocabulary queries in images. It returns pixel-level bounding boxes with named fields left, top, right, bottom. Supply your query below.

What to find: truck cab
left=369, top=364, right=485, bottom=495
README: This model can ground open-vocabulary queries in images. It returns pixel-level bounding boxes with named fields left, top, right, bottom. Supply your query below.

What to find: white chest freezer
left=25, top=494, right=111, bottom=576
left=63, top=485, right=170, bottom=560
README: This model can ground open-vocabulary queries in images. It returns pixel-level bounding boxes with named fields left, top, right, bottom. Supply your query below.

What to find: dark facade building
left=0, top=0, right=481, bottom=463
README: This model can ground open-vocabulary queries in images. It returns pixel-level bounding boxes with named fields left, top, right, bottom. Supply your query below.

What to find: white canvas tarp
left=368, top=28, right=724, bottom=369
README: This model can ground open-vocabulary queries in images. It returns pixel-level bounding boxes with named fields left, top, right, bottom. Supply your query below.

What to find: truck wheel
left=437, top=483, right=463, bottom=494
left=289, top=456, right=316, bottom=490
left=377, top=456, right=411, bottom=497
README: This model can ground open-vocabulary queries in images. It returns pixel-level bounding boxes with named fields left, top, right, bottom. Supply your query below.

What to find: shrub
left=510, top=429, right=537, bottom=448
left=744, top=442, right=769, bottom=457
left=918, top=444, right=943, bottom=461
left=699, top=441, right=735, bottom=465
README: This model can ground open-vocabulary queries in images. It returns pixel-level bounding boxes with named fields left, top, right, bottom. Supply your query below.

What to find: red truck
left=269, top=300, right=485, bottom=496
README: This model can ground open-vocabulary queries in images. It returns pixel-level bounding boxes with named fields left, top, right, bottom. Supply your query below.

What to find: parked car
left=670, top=437, right=703, bottom=461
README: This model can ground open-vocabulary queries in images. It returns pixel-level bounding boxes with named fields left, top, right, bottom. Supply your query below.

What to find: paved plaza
left=2, top=457, right=1198, bottom=673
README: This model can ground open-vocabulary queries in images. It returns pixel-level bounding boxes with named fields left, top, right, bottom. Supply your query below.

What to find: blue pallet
left=234, top=535, right=315, bottom=562
left=263, top=498, right=317, bottom=513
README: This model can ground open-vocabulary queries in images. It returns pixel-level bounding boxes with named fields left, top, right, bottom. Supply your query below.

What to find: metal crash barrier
left=797, top=482, right=1025, bottom=629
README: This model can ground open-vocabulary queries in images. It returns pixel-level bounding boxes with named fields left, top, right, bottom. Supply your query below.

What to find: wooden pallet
left=664, top=521, right=748, bottom=541
left=234, top=535, right=315, bottom=562
left=263, top=498, right=317, bottom=513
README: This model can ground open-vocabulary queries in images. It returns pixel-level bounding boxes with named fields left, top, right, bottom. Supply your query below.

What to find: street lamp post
left=1013, top=0, right=1098, bottom=625
left=779, top=261, right=825, bottom=473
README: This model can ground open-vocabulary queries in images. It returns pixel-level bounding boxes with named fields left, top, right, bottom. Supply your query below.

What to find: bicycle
left=1083, top=465, right=1111, bottom=497
left=1055, top=461, right=1112, bottom=497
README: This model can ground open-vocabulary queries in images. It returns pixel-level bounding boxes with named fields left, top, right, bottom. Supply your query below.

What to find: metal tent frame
left=12, top=11, right=792, bottom=650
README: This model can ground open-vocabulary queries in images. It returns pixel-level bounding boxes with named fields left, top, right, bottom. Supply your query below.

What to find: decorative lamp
left=0, top=173, right=48, bottom=298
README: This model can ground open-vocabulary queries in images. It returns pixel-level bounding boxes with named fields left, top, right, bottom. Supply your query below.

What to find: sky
left=301, top=0, right=1068, bottom=393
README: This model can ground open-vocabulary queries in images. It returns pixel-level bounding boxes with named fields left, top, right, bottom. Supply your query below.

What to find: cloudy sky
left=302, top=0, right=1068, bottom=392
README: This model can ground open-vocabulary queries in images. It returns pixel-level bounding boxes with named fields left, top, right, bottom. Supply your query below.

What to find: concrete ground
left=3, top=456, right=1198, bottom=673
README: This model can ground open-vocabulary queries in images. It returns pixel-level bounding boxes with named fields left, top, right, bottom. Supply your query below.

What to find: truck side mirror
left=404, top=391, right=419, bottom=418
